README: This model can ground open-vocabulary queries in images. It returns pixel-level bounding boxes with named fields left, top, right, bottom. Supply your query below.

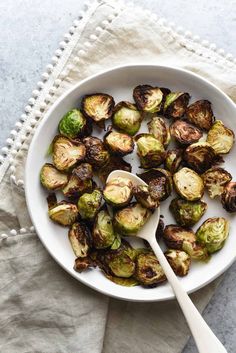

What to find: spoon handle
left=149, top=238, right=227, bottom=353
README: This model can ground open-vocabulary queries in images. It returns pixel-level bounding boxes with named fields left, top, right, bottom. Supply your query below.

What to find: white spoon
left=107, top=170, right=227, bottom=353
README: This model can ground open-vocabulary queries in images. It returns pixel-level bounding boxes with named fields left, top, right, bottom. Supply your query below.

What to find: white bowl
left=25, top=64, right=236, bottom=302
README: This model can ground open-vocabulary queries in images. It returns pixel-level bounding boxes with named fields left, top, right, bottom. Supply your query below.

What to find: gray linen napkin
left=0, top=1, right=236, bottom=352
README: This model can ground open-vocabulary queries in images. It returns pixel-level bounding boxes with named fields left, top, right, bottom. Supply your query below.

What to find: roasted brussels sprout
left=107, top=252, right=135, bottom=278
left=135, top=252, right=166, bottom=286
left=159, top=87, right=171, bottom=114
left=186, top=100, right=214, bottom=130
left=103, top=177, right=133, bottom=207
left=147, top=116, right=171, bottom=148
left=114, top=203, right=151, bottom=236
left=221, top=182, right=236, bottom=212
left=156, top=218, right=165, bottom=241
left=68, top=222, right=92, bottom=257
left=98, top=155, right=132, bottom=184
left=48, top=201, right=78, bottom=226
left=164, top=92, right=190, bottom=119
left=165, top=149, right=183, bottom=174
left=133, top=85, right=163, bottom=113
left=173, top=167, right=204, bottom=201
left=170, top=120, right=203, bottom=145
left=133, top=185, right=159, bottom=209
left=196, top=217, right=229, bottom=253
left=40, top=163, right=68, bottom=190
left=165, top=249, right=191, bottom=276
left=135, top=134, right=166, bottom=168
left=184, top=142, right=217, bottom=174
left=72, top=163, right=93, bottom=181
left=170, top=198, right=207, bottom=227
left=207, top=120, right=235, bottom=154
left=92, top=209, right=116, bottom=249
left=74, top=256, right=96, bottom=273
left=182, top=241, right=209, bottom=261
left=148, top=170, right=172, bottom=201
left=83, top=136, right=110, bottom=169
left=103, top=274, right=138, bottom=286
left=202, top=168, right=232, bottom=199
left=104, top=128, right=134, bottom=156
left=62, top=174, right=92, bottom=198
left=58, top=109, right=92, bottom=139
left=112, top=101, right=142, bottom=136
left=77, top=189, right=102, bottom=220
left=81, top=93, right=115, bottom=127
left=110, top=233, right=122, bottom=250
left=52, top=136, right=86, bottom=171
left=163, top=224, right=196, bottom=249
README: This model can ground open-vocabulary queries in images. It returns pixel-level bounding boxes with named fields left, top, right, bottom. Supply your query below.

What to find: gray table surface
left=0, top=0, right=236, bottom=352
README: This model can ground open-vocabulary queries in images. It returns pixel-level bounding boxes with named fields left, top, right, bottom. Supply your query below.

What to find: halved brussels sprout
left=40, top=163, right=68, bottom=190
left=52, top=135, right=86, bottom=171
left=135, top=252, right=166, bottom=286
left=92, top=209, right=116, bottom=249
left=62, top=175, right=92, bottom=198
left=148, top=170, right=172, bottom=201
left=77, top=189, right=102, bottom=220
left=72, top=163, right=93, bottom=181
left=135, top=133, right=166, bottom=168
left=104, top=128, right=134, bottom=156
left=163, top=224, right=196, bottom=249
left=164, top=92, right=190, bottom=119
left=173, top=167, right=204, bottom=201
left=133, top=85, right=163, bottom=113
left=68, top=222, right=92, bottom=257
left=184, top=142, right=217, bottom=174
left=83, top=136, right=110, bottom=169
left=165, top=149, right=183, bottom=174
left=74, top=256, right=96, bottom=273
left=186, top=100, right=214, bottom=130
left=114, top=203, right=152, bottom=236
left=103, top=177, right=133, bottom=207
left=81, top=93, right=115, bottom=127
left=196, top=217, right=229, bottom=253
left=107, top=252, right=135, bottom=278
left=182, top=241, right=209, bottom=261
left=98, top=156, right=132, bottom=184
left=169, top=198, right=207, bottom=227
left=170, top=120, right=203, bottom=145
left=48, top=201, right=78, bottom=226
left=58, top=109, right=92, bottom=139
left=221, top=182, right=236, bottom=213
left=133, top=185, right=159, bottom=209
left=202, top=167, right=232, bottom=199
left=147, top=117, right=171, bottom=148
left=159, top=87, right=171, bottom=114
left=110, top=233, right=122, bottom=250
left=156, top=218, right=165, bottom=241
left=207, top=120, right=235, bottom=154
left=112, top=101, right=142, bottom=136
left=165, top=249, right=191, bottom=276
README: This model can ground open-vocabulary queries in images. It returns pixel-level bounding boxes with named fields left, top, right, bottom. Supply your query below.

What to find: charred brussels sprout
left=164, top=92, right=190, bottom=119
left=98, top=156, right=131, bottom=184
left=48, top=201, right=78, bottom=226
left=83, top=136, right=110, bottom=169
left=103, top=177, right=133, bottom=207
left=52, top=136, right=86, bottom=171
left=133, top=85, right=163, bottom=113
left=114, top=203, right=151, bottom=236
left=173, top=168, right=204, bottom=201
left=182, top=242, right=209, bottom=261
left=104, top=128, right=134, bottom=156
left=112, top=101, right=142, bottom=136
left=68, top=222, right=91, bottom=257
left=202, top=168, right=232, bottom=199
left=81, top=93, right=114, bottom=127
left=147, top=117, right=170, bottom=148
left=93, top=209, right=116, bottom=249
left=221, top=182, right=236, bottom=212
left=184, top=142, right=217, bottom=174
left=77, top=189, right=102, bottom=220
left=163, top=224, right=196, bottom=249
left=170, top=120, right=203, bottom=145
left=165, top=149, right=183, bottom=174
left=135, top=134, right=166, bottom=168
left=186, top=100, right=214, bottom=131
left=165, top=249, right=191, bottom=276
left=74, top=256, right=96, bottom=273
left=147, top=169, right=172, bottom=201
left=58, top=109, right=91, bottom=139
left=170, top=198, right=207, bottom=227
left=135, top=252, right=166, bottom=286
left=40, top=163, right=68, bottom=190
left=196, top=217, right=229, bottom=253
left=107, top=252, right=135, bottom=278
left=62, top=174, right=92, bottom=198
left=207, top=120, right=235, bottom=154
left=72, top=163, right=93, bottom=181
left=133, top=185, right=159, bottom=209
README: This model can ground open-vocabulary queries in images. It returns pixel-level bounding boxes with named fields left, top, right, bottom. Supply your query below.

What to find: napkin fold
left=0, top=0, right=236, bottom=352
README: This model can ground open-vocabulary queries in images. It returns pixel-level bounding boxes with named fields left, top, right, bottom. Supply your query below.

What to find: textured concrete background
left=0, top=0, right=236, bottom=352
